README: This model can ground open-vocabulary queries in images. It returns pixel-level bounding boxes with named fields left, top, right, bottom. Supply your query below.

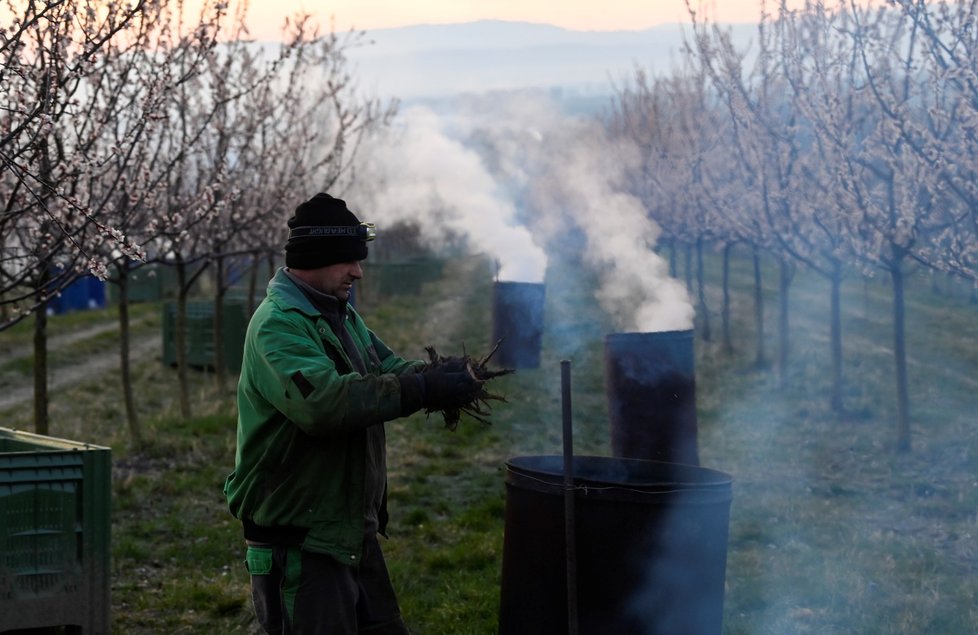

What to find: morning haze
left=345, top=20, right=756, bottom=101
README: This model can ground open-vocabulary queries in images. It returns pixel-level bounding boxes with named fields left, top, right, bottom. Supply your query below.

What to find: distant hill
left=344, top=19, right=757, bottom=102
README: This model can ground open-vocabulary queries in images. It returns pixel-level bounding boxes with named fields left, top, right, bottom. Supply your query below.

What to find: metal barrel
left=604, top=329, right=699, bottom=466
left=498, top=455, right=732, bottom=635
left=491, top=281, right=546, bottom=369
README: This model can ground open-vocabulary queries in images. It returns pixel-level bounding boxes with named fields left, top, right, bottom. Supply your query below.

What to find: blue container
left=49, top=276, right=106, bottom=315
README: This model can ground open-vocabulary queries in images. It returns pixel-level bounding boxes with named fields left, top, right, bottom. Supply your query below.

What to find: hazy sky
left=241, top=0, right=799, bottom=40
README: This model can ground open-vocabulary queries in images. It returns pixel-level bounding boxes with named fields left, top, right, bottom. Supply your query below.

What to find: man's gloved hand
left=421, top=364, right=482, bottom=412
left=437, top=355, right=469, bottom=374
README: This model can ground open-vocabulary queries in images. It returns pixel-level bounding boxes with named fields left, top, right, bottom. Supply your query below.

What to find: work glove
left=420, top=364, right=482, bottom=412
left=436, top=355, right=469, bottom=374
left=398, top=373, right=426, bottom=416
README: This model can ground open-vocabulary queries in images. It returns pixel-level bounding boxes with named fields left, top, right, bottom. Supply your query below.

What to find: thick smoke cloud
left=348, top=91, right=693, bottom=331
left=347, top=106, right=547, bottom=283
left=521, top=108, right=694, bottom=333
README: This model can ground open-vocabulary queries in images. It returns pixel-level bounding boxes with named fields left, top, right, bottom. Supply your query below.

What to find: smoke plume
left=348, top=91, right=693, bottom=331
left=532, top=119, right=694, bottom=333
left=347, top=105, right=547, bottom=283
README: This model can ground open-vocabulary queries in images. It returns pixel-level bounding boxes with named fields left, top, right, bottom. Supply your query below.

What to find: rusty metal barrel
left=604, top=329, right=699, bottom=466
left=491, top=281, right=545, bottom=369
left=498, top=455, right=732, bottom=635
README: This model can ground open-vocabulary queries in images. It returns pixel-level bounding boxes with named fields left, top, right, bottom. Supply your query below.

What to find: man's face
left=307, top=261, right=363, bottom=300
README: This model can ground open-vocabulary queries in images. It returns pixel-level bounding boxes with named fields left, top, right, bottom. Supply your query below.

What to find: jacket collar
left=284, top=269, right=349, bottom=323
left=267, top=267, right=361, bottom=325
left=266, top=267, right=321, bottom=318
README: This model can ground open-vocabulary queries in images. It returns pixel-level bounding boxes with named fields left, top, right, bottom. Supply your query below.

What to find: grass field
left=1, top=246, right=976, bottom=634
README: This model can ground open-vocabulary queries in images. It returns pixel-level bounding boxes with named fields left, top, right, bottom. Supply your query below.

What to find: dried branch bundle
left=423, top=340, right=515, bottom=430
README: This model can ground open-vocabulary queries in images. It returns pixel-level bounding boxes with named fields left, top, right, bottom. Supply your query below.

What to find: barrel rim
left=604, top=329, right=694, bottom=341
left=493, top=280, right=546, bottom=289
left=506, top=454, right=732, bottom=488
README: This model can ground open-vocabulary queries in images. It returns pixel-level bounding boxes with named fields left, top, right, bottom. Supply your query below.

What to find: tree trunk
left=33, top=298, right=49, bottom=436
left=721, top=242, right=732, bottom=354
left=695, top=238, right=711, bottom=342
left=777, top=260, right=794, bottom=386
left=116, top=266, right=142, bottom=447
left=175, top=259, right=192, bottom=420
left=247, top=251, right=259, bottom=316
left=684, top=242, right=693, bottom=295
left=929, top=270, right=941, bottom=295
left=214, top=254, right=227, bottom=395
left=891, top=262, right=911, bottom=452
left=829, top=268, right=844, bottom=412
left=752, top=246, right=767, bottom=368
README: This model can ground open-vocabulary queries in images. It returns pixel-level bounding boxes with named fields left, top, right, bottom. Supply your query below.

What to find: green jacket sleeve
left=247, top=307, right=405, bottom=435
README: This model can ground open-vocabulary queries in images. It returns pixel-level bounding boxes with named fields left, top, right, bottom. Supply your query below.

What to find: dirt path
left=1, top=320, right=120, bottom=366
left=0, top=321, right=160, bottom=413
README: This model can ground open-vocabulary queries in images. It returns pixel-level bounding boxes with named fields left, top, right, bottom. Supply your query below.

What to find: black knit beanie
left=285, top=193, right=369, bottom=269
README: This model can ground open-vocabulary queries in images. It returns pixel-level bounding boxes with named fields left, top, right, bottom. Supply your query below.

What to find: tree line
left=1, top=0, right=394, bottom=442
left=5, top=0, right=974, bottom=453
left=609, top=0, right=978, bottom=451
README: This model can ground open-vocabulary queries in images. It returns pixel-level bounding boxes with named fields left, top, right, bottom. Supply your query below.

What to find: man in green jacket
left=225, top=193, right=479, bottom=634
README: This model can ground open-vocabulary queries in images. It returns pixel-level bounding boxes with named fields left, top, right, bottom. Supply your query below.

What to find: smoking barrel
left=604, top=329, right=700, bottom=466
left=491, top=281, right=546, bottom=369
left=498, top=455, right=732, bottom=635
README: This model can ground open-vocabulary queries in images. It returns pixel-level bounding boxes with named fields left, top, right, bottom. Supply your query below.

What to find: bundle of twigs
left=423, top=340, right=515, bottom=430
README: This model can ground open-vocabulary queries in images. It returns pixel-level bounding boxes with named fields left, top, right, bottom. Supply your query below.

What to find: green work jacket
left=224, top=268, right=422, bottom=565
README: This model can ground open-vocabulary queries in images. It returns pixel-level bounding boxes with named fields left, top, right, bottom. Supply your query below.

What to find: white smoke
left=450, top=92, right=694, bottom=332
left=347, top=106, right=547, bottom=283
left=537, top=120, right=693, bottom=332
left=348, top=91, right=693, bottom=331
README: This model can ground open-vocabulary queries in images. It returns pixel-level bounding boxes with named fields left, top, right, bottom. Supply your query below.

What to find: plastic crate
left=0, top=427, right=111, bottom=634
left=359, top=258, right=445, bottom=304
left=107, top=263, right=178, bottom=304
left=161, top=299, right=247, bottom=373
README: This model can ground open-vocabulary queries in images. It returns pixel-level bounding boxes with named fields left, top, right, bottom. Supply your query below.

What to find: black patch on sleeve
left=290, top=371, right=315, bottom=399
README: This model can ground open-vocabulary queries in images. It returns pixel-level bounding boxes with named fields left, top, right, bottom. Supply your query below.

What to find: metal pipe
left=604, top=329, right=700, bottom=465
left=560, top=359, right=578, bottom=635
left=492, top=282, right=546, bottom=368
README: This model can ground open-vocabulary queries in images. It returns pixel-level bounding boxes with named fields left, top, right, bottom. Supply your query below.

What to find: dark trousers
left=246, top=534, right=409, bottom=634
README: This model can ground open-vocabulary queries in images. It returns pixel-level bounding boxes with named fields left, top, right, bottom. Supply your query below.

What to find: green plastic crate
left=359, top=258, right=446, bottom=303
left=0, top=427, right=111, bottom=634
left=161, top=299, right=247, bottom=373
left=107, top=263, right=178, bottom=304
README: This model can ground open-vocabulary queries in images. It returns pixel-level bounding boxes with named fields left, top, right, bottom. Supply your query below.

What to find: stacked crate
left=0, top=428, right=111, bottom=634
